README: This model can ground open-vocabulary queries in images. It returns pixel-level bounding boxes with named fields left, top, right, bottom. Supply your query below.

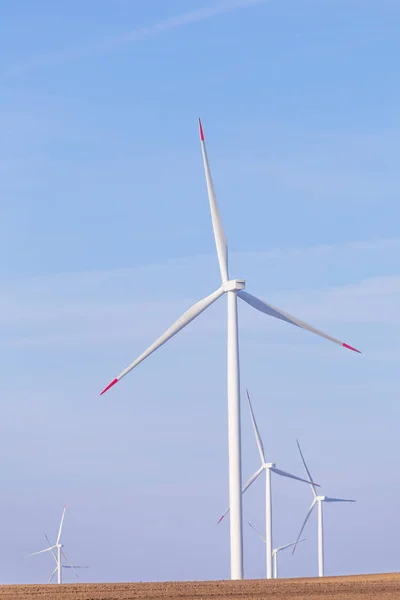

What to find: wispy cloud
left=1, top=238, right=399, bottom=348
left=4, top=0, right=267, bottom=77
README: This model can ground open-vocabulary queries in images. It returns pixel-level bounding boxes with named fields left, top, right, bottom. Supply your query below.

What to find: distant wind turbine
left=27, top=506, right=88, bottom=584
left=248, top=522, right=305, bottom=579
left=99, top=119, right=360, bottom=580
left=218, top=389, right=313, bottom=579
left=293, top=441, right=355, bottom=577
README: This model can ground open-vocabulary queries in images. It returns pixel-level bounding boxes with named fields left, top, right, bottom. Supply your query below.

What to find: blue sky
left=1, top=0, right=399, bottom=585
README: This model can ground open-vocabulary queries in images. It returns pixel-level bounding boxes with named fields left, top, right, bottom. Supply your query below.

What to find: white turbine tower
left=293, top=441, right=355, bottom=577
left=218, top=389, right=313, bottom=579
left=27, top=506, right=88, bottom=584
left=99, top=119, right=360, bottom=580
left=248, top=522, right=305, bottom=579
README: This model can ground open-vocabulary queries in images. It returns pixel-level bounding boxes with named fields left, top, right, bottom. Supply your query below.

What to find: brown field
left=1, top=573, right=399, bottom=600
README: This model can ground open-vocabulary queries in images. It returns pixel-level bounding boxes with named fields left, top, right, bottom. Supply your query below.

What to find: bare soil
left=1, top=573, right=399, bottom=600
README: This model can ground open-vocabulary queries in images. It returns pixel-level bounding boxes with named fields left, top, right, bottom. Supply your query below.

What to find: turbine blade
left=292, top=499, right=317, bottom=555
left=248, top=521, right=267, bottom=543
left=296, top=440, right=318, bottom=497
left=217, top=508, right=229, bottom=525
left=61, top=549, right=74, bottom=569
left=242, top=465, right=264, bottom=494
left=217, top=466, right=263, bottom=524
left=44, top=534, right=57, bottom=564
left=324, top=497, right=356, bottom=503
left=100, top=287, right=224, bottom=395
left=61, top=552, right=78, bottom=582
left=246, top=389, right=266, bottom=463
left=56, top=506, right=66, bottom=545
left=275, top=538, right=305, bottom=553
left=48, top=567, right=58, bottom=584
left=26, top=546, right=55, bottom=558
left=238, top=290, right=360, bottom=353
left=271, top=466, right=319, bottom=486
left=61, top=550, right=87, bottom=582
left=198, top=119, right=229, bottom=282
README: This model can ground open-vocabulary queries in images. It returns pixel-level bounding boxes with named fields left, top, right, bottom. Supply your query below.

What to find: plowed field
left=1, top=573, right=399, bottom=599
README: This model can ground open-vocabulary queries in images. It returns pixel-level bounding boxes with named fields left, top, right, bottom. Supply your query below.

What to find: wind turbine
left=218, top=389, right=314, bottom=579
left=99, top=119, right=360, bottom=580
left=248, top=522, right=305, bottom=579
left=293, top=441, right=355, bottom=577
left=27, top=506, right=88, bottom=584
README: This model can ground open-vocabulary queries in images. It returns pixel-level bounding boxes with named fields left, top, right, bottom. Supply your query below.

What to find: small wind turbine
left=293, top=441, right=355, bottom=577
left=27, top=506, right=88, bottom=584
left=218, top=389, right=313, bottom=579
left=248, top=522, right=305, bottom=579
left=99, top=119, right=360, bottom=580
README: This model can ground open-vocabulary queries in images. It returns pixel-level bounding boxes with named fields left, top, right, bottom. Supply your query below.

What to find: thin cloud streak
left=4, top=0, right=267, bottom=77
left=2, top=237, right=397, bottom=348
left=4, top=271, right=399, bottom=348
left=2, top=269, right=399, bottom=348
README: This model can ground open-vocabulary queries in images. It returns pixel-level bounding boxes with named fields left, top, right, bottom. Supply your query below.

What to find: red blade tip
left=217, top=515, right=225, bottom=524
left=198, top=118, right=204, bottom=141
left=100, top=378, right=118, bottom=395
left=342, top=343, right=361, bottom=353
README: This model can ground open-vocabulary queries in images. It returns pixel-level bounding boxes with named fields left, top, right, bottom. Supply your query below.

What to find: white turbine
left=248, top=522, right=305, bottom=579
left=99, top=119, right=360, bottom=580
left=27, top=506, right=88, bottom=584
left=218, top=389, right=313, bottom=579
left=293, top=441, right=355, bottom=577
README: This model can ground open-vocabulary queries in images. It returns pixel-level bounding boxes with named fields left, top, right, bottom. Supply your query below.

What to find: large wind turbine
left=100, top=119, right=360, bottom=580
left=27, top=506, right=88, bottom=584
left=248, top=522, right=305, bottom=579
left=293, top=441, right=355, bottom=577
left=218, top=389, right=313, bottom=579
